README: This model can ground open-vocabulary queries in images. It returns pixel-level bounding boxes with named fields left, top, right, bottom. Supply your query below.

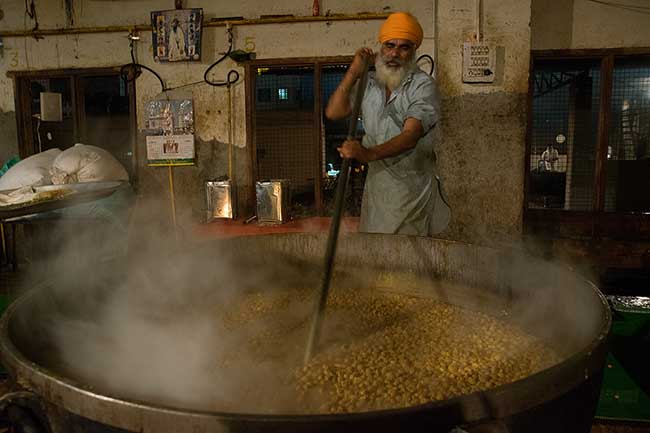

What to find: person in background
left=325, top=12, right=450, bottom=236
left=541, top=144, right=559, bottom=171
left=168, top=17, right=187, bottom=61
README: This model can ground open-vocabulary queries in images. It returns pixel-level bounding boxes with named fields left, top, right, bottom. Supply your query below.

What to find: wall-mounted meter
left=462, top=42, right=495, bottom=83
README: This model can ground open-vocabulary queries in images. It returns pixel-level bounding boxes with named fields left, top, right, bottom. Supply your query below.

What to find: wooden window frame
left=8, top=66, right=138, bottom=184
left=245, top=56, right=351, bottom=215
left=524, top=47, right=650, bottom=242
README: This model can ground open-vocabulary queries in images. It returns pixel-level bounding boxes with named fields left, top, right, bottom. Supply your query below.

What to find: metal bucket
left=0, top=233, right=610, bottom=433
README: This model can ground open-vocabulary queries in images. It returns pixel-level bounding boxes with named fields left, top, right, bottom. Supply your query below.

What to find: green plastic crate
left=596, top=296, right=650, bottom=422
left=0, top=294, right=11, bottom=313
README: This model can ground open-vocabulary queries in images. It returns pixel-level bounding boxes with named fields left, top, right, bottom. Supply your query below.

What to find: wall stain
left=436, top=92, right=527, bottom=245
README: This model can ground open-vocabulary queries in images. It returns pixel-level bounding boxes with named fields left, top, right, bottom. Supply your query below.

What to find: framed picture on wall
left=151, top=8, right=203, bottom=62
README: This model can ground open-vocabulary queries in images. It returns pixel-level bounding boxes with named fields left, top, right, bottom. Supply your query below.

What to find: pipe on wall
left=0, top=13, right=390, bottom=38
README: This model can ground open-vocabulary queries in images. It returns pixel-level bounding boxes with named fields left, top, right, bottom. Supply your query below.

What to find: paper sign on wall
left=146, top=135, right=195, bottom=166
left=144, top=99, right=195, bottom=166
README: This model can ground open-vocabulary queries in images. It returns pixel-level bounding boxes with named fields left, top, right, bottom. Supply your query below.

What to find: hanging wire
left=120, top=25, right=241, bottom=93
left=35, top=115, right=42, bottom=153
left=163, top=24, right=241, bottom=90
left=24, top=0, right=41, bottom=34
left=24, top=0, right=35, bottom=19
left=202, top=24, right=240, bottom=87
left=417, top=54, right=435, bottom=76
left=120, top=33, right=167, bottom=93
left=586, top=0, right=650, bottom=14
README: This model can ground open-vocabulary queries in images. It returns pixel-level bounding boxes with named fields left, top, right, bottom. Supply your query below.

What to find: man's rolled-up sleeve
left=405, top=78, right=440, bottom=134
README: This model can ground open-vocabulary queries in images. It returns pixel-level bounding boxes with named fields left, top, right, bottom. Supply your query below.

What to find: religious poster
left=151, top=8, right=203, bottom=62
left=144, top=99, right=195, bottom=166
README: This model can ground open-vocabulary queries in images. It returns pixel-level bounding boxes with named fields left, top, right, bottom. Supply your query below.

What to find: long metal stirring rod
left=304, top=58, right=370, bottom=364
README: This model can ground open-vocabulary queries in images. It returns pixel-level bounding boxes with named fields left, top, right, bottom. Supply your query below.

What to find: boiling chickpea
left=217, top=288, right=560, bottom=414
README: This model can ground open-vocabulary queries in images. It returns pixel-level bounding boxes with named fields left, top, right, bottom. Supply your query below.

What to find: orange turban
left=378, top=12, right=424, bottom=48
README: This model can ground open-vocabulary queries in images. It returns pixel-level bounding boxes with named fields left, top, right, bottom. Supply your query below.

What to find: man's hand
left=339, top=118, right=424, bottom=163
left=338, top=139, right=373, bottom=163
left=326, top=47, right=375, bottom=120
left=348, top=47, right=375, bottom=80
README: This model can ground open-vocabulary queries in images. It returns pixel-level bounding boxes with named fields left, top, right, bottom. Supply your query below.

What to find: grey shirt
left=358, top=67, right=448, bottom=235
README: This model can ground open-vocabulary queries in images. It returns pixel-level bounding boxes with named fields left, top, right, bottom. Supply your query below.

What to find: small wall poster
left=146, top=135, right=195, bottom=166
left=151, top=8, right=203, bottom=62
left=144, top=99, right=195, bottom=166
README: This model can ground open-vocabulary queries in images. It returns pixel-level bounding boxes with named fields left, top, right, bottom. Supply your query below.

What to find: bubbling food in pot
left=214, top=287, right=560, bottom=414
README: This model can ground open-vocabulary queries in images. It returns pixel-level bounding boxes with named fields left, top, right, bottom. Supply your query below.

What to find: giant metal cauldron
left=0, top=233, right=610, bottom=433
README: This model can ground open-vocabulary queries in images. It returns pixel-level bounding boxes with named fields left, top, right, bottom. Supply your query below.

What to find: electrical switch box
left=39, top=92, right=63, bottom=122
left=462, top=42, right=496, bottom=83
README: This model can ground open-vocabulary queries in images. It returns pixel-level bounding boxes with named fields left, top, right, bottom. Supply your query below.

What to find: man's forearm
left=365, top=127, right=421, bottom=162
left=325, top=71, right=357, bottom=120
left=366, top=133, right=417, bottom=161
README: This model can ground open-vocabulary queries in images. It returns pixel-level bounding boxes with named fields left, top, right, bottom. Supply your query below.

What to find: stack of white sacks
left=0, top=144, right=128, bottom=192
left=0, top=144, right=129, bottom=206
left=0, top=145, right=133, bottom=264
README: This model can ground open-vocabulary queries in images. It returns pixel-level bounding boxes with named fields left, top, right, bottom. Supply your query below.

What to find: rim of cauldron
left=0, top=234, right=612, bottom=430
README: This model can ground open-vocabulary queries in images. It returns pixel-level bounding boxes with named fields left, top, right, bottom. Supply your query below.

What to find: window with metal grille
left=526, top=51, right=650, bottom=241
left=254, top=65, right=315, bottom=200
left=529, top=59, right=601, bottom=211
left=247, top=59, right=364, bottom=217
left=605, top=58, right=650, bottom=212
left=10, top=68, right=137, bottom=181
left=321, top=64, right=365, bottom=216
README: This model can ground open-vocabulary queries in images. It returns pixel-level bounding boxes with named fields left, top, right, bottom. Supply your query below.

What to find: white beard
left=374, top=54, right=416, bottom=91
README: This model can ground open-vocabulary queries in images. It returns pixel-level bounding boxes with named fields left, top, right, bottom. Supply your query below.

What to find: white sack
left=0, top=148, right=61, bottom=190
left=50, top=143, right=128, bottom=184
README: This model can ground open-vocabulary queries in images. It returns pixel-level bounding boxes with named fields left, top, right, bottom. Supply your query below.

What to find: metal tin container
left=206, top=180, right=235, bottom=220
left=256, top=180, right=291, bottom=224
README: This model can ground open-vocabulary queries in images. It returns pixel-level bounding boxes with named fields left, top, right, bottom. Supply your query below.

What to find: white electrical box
left=462, top=42, right=496, bottom=83
left=39, top=92, right=63, bottom=122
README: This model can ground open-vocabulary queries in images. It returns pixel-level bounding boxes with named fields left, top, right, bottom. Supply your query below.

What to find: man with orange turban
left=326, top=12, right=450, bottom=236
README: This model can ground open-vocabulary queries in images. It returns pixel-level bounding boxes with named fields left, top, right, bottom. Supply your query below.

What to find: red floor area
left=193, top=216, right=360, bottom=239
left=591, top=423, right=650, bottom=432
